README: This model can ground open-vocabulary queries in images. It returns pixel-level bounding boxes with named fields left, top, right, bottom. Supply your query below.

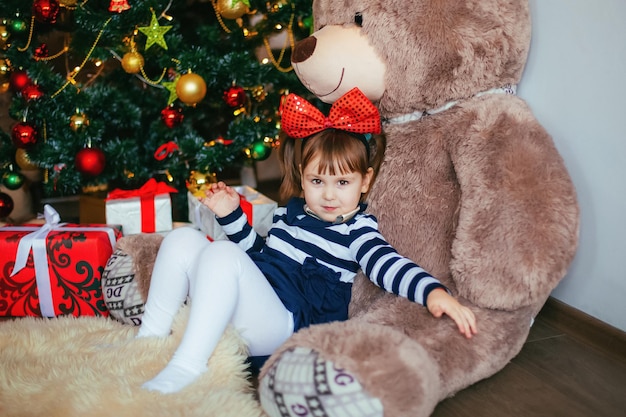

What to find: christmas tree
left=0, top=0, right=313, bottom=220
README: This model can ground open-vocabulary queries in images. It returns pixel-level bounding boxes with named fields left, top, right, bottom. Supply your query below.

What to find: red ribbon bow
left=154, top=141, right=179, bottom=161
left=107, top=178, right=178, bottom=200
left=279, top=87, right=381, bottom=139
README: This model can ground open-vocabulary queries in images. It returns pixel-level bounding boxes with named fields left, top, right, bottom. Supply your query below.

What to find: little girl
left=138, top=88, right=477, bottom=394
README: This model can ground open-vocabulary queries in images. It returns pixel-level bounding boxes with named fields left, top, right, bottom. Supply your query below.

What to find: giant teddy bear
left=106, top=0, right=579, bottom=415
left=255, top=1, right=579, bottom=416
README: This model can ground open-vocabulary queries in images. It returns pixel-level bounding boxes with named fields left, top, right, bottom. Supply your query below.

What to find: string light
left=212, top=1, right=296, bottom=73
left=52, top=17, right=113, bottom=98
left=261, top=3, right=296, bottom=72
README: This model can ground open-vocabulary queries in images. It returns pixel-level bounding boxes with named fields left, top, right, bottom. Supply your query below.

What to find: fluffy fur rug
left=0, top=306, right=264, bottom=417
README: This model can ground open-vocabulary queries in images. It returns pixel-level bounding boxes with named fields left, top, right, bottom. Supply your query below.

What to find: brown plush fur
left=116, top=233, right=163, bottom=301
left=313, top=0, right=531, bottom=114
left=259, top=1, right=579, bottom=416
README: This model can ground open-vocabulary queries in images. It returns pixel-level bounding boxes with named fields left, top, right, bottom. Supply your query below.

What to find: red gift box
left=0, top=205, right=121, bottom=317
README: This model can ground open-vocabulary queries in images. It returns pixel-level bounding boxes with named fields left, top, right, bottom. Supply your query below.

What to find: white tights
left=137, top=227, right=294, bottom=394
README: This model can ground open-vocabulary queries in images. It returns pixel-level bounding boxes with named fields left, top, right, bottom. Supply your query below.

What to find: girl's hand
left=199, top=181, right=240, bottom=218
left=426, top=288, right=477, bottom=339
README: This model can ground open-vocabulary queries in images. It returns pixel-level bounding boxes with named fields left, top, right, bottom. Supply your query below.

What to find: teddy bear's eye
left=354, top=12, right=363, bottom=26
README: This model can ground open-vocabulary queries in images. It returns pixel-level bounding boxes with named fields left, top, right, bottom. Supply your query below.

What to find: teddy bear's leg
left=258, top=320, right=441, bottom=417
left=102, top=233, right=164, bottom=325
left=260, top=346, right=384, bottom=417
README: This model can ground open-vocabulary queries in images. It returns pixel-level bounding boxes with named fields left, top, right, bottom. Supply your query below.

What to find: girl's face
left=301, top=156, right=374, bottom=222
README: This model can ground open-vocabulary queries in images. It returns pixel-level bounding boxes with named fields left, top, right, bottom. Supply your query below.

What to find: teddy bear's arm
left=352, top=219, right=448, bottom=305
left=448, top=98, right=579, bottom=310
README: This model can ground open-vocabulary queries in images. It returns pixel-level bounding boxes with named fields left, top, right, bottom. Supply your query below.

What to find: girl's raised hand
left=426, top=289, right=477, bottom=339
left=199, top=181, right=240, bottom=218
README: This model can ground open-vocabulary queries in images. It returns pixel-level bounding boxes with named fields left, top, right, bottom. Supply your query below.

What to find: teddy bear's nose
left=291, top=36, right=317, bottom=64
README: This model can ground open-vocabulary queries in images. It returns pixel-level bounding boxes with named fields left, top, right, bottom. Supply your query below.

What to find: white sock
left=142, top=361, right=207, bottom=394
left=135, top=320, right=171, bottom=339
left=135, top=300, right=182, bottom=339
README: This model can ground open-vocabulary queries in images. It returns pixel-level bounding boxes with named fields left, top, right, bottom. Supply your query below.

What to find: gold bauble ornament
left=186, top=170, right=217, bottom=197
left=176, top=72, right=207, bottom=106
left=70, top=111, right=90, bottom=132
left=0, top=25, right=10, bottom=50
left=0, top=82, right=9, bottom=94
left=15, top=148, right=39, bottom=170
left=0, top=57, right=10, bottom=84
left=250, top=85, right=267, bottom=102
left=217, top=0, right=250, bottom=20
left=121, top=51, right=144, bottom=74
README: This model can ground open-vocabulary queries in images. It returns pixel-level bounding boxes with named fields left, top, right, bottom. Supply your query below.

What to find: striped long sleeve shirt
left=217, top=197, right=446, bottom=307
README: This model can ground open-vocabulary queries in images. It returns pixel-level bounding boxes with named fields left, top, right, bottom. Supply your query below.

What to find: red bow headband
left=279, top=87, right=381, bottom=139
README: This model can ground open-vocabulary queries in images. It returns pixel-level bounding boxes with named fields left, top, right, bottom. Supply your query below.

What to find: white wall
left=519, top=0, right=626, bottom=331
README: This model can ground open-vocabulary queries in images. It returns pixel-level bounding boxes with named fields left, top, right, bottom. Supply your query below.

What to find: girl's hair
left=279, top=129, right=386, bottom=202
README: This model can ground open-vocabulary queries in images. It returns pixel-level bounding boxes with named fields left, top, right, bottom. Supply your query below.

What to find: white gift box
left=106, top=193, right=173, bottom=236
left=187, top=186, right=277, bottom=240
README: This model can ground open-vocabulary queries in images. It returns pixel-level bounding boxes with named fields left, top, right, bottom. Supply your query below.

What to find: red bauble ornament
left=10, top=70, right=31, bottom=92
left=223, top=85, right=247, bottom=108
left=75, top=147, right=106, bottom=176
left=33, top=0, right=60, bottom=24
left=21, top=84, right=44, bottom=101
left=0, top=192, right=14, bottom=218
left=160, top=105, right=184, bottom=128
left=11, top=122, right=38, bottom=148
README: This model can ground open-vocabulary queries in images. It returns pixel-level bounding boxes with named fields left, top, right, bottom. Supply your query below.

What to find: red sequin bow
left=279, top=87, right=381, bottom=139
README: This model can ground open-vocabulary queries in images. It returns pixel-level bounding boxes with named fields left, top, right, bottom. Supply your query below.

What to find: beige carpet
left=0, top=306, right=265, bottom=417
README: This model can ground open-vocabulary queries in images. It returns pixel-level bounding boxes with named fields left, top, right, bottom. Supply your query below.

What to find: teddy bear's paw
left=102, top=249, right=146, bottom=326
left=259, top=346, right=383, bottom=417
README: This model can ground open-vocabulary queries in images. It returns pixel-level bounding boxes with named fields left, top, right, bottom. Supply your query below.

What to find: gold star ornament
left=162, top=75, right=181, bottom=105
left=138, top=10, right=172, bottom=51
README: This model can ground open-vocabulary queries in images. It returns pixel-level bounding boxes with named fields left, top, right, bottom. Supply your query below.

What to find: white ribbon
left=385, top=84, right=517, bottom=125
left=5, top=204, right=117, bottom=317
left=193, top=199, right=203, bottom=229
